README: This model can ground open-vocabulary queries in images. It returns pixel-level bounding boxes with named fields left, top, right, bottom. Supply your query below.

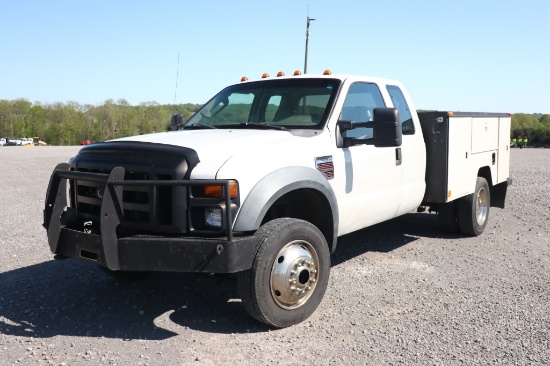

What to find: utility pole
left=304, top=16, right=315, bottom=74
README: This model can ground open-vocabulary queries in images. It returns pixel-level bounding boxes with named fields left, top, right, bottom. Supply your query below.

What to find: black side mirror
left=371, top=108, right=402, bottom=147
left=170, top=114, right=184, bottom=131
left=338, top=107, right=402, bottom=148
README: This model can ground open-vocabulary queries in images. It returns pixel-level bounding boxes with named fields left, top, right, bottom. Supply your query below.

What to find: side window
left=386, top=85, right=415, bottom=135
left=340, top=82, right=385, bottom=139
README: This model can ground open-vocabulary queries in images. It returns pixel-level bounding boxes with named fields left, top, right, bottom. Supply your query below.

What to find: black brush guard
left=43, top=163, right=255, bottom=273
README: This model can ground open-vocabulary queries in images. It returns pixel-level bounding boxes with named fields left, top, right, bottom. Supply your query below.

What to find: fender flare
left=233, top=166, right=339, bottom=251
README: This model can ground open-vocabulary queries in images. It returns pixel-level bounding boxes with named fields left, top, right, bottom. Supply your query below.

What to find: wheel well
left=477, top=166, right=493, bottom=187
left=478, top=166, right=502, bottom=207
left=260, top=188, right=335, bottom=252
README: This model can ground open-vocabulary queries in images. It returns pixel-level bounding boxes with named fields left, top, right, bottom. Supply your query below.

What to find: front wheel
left=458, top=177, right=490, bottom=236
left=238, top=218, right=330, bottom=328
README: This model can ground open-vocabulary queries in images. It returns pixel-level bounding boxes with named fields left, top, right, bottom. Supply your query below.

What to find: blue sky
left=1, top=0, right=548, bottom=113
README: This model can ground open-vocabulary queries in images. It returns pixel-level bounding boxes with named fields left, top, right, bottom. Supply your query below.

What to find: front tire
left=458, top=177, right=490, bottom=236
left=238, top=218, right=330, bottom=328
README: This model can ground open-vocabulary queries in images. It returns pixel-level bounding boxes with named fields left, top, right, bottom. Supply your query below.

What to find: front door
left=331, top=82, right=404, bottom=236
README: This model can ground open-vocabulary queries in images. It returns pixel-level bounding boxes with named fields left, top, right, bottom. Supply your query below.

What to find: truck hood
left=116, top=129, right=294, bottom=153
left=115, top=129, right=309, bottom=177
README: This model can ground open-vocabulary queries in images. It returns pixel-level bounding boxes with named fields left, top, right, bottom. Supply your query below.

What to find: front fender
left=233, top=166, right=339, bottom=251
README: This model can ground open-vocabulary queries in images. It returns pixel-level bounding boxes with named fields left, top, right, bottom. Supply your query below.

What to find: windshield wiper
left=183, top=123, right=218, bottom=130
left=220, top=122, right=289, bottom=131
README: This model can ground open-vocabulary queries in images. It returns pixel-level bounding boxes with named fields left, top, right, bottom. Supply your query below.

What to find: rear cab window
left=386, top=85, right=415, bottom=135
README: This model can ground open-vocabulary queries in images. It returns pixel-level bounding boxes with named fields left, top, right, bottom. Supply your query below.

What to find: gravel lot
left=0, top=146, right=548, bottom=365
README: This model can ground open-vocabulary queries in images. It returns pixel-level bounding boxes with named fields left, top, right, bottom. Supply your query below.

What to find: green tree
left=27, top=104, right=46, bottom=138
left=539, top=114, right=550, bottom=127
left=511, top=113, right=534, bottom=131
left=0, top=98, right=203, bottom=145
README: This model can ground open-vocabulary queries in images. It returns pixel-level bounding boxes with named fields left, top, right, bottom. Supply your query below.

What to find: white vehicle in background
left=20, top=138, right=34, bottom=146
left=1, top=137, right=20, bottom=146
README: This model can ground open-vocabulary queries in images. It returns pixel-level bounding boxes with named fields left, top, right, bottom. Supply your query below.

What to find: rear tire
left=458, top=177, right=490, bottom=236
left=238, top=218, right=330, bottom=328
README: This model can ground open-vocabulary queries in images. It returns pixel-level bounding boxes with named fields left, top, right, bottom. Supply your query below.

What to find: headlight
left=205, top=208, right=222, bottom=227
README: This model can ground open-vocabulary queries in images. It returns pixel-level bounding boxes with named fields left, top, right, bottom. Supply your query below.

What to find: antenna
left=172, top=53, right=180, bottom=115
left=304, top=7, right=315, bottom=74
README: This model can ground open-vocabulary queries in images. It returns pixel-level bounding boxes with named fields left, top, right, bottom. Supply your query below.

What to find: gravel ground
left=0, top=146, right=548, bottom=365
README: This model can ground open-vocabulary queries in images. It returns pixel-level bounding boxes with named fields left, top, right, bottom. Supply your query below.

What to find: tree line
left=0, top=99, right=202, bottom=146
left=511, top=113, right=550, bottom=145
left=1, top=98, right=549, bottom=145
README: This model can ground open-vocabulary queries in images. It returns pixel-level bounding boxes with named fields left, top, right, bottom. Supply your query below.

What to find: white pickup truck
left=44, top=71, right=512, bottom=327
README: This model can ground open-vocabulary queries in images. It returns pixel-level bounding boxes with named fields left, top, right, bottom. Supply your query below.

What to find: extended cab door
left=331, top=82, right=404, bottom=236
left=385, top=84, right=426, bottom=216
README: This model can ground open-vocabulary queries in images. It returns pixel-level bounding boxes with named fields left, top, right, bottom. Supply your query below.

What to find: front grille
left=68, top=141, right=196, bottom=235
left=75, top=168, right=172, bottom=229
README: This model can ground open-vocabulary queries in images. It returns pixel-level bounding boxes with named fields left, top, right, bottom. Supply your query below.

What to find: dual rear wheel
left=438, top=177, right=490, bottom=236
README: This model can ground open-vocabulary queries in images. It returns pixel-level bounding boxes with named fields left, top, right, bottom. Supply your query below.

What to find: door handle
left=396, top=148, right=402, bottom=166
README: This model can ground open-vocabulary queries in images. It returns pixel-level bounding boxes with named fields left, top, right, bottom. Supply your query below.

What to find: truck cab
left=163, top=72, right=426, bottom=244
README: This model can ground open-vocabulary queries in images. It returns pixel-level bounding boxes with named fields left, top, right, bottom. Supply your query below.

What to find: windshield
left=183, top=78, right=341, bottom=130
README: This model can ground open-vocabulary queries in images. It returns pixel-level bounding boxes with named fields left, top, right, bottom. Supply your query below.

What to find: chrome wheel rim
left=476, top=186, right=489, bottom=225
left=270, top=240, right=320, bottom=310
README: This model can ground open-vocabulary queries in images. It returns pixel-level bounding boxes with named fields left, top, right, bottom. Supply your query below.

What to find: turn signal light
left=204, top=181, right=238, bottom=198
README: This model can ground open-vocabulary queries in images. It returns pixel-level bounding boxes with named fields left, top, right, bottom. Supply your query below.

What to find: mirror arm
left=342, top=137, right=376, bottom=148
left=338, top=120, right=371, bottom=131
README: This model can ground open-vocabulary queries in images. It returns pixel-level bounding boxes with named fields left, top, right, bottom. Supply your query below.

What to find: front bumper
left=55, top=228, right=256, bottom=273
left=44, top=163, right=256, bottom=273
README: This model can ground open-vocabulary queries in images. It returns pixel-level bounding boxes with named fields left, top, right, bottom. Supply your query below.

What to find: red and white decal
left=315, top=156, right=334, bottom=180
